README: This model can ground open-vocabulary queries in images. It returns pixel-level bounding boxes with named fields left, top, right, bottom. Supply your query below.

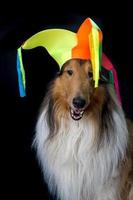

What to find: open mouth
left=70, top=108, right=84, bottom=120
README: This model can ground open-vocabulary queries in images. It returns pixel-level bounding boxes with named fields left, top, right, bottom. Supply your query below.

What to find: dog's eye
left=67, top=69, right=73, bottom=76
left=88, top=71, right=93, bottom=78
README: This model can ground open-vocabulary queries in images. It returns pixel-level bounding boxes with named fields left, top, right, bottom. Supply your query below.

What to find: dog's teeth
left=71, top=109, right=74, bottom=114
left=70, top=108, right=84, bottom=120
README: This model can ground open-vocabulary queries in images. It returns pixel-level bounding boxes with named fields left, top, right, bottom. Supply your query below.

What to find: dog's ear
left=56, top=71, right=62, bottom=76
left=99, top=67, right=110, bottom=85
left=56, top=62, right=67, bottom=76
left=56, top=68, right=64, bottom=76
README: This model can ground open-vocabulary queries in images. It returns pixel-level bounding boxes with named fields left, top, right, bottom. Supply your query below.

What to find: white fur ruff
left=34, top=90, right=128, bottom=200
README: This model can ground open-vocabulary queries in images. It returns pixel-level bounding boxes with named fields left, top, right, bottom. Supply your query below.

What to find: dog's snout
left=73, top=96, right=86, bottom=109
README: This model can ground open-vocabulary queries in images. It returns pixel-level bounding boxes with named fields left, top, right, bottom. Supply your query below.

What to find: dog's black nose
left=73, top=96, right=86, bottom=109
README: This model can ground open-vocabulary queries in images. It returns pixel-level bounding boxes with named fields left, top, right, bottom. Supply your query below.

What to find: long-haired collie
left=33, top=59, right=133, bottom=200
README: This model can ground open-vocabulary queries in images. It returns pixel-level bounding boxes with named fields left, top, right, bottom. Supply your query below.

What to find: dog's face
left=53, top=59, right=95, bottom=120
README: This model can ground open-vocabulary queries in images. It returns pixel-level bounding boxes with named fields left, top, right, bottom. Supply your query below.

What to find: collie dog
left=33, top=59, right=133, bottom=200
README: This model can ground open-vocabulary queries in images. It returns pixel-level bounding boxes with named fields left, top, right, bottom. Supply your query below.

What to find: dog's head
left=51, top=59, right=107, bottom=121
left=60, top=59, right=93, bottom=120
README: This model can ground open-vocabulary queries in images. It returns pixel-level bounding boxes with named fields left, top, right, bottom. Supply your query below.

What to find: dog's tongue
left=70, top=108, right=84, bottom=120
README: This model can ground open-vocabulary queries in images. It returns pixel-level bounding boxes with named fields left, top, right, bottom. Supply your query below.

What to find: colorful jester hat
left=17, top=17, right=121, bottom=104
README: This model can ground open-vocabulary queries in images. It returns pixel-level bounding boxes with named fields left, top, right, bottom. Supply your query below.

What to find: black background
left=0, top=5, right=133, bottom=200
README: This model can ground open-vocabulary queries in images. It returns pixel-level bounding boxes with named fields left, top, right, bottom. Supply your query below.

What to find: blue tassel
left=16, top=48, right=26, bottom=97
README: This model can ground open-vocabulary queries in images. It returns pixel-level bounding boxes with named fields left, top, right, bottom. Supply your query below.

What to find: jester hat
left=17, top=17, right=121, bottom=104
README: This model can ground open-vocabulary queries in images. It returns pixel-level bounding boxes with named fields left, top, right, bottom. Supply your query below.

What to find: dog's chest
left=43, top=121, right=118, bottom=200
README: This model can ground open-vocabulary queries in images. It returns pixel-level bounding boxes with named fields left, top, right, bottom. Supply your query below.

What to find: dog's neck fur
left=34, top=85, right=128, bottom=200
